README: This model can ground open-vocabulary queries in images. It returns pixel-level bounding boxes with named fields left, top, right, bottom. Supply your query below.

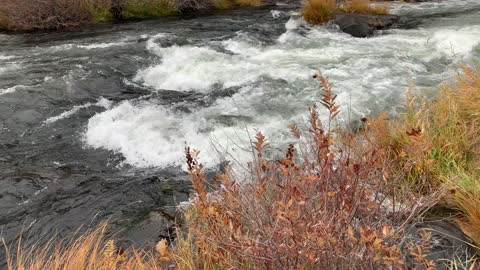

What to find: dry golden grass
left=368, top=67, right=480, bottom=192
left=453, top=181, right=480, bottom=247
left=301, top=0, right=337, bottom=25
left=366, top=66, right=480, bottom=246
left=301, top=0, right=389, bottom=25
left=2, top=224, right=168, bottom=270
left=341, top=0, right=389, bottom=15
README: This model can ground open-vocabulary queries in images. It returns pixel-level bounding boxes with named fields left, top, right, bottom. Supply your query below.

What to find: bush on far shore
left=0, top=0, right=259, bottom=31
left=121, top=0, right=177, bottom=19
left=0, top=0, right=92, bottom=31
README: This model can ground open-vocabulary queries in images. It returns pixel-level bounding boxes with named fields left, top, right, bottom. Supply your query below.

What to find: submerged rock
left=333, top=13, right=402, bottom=38
left=404, top=221, right=477, bottom=270
left=0, top=165, right=192, bottom=266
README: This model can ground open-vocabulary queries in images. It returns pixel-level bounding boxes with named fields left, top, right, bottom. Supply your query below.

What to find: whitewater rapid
left=82, top=4, right=480, bottom=169
left=1, top=1, right=479, bottom=170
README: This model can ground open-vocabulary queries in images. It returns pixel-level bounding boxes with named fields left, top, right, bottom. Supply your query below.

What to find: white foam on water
left=271, top=10, right=282, bottom=18
left=85, top=100, right=215, bottom=168
left=84, top=94, right=294, bottom=168
left=135, top=43, right=312, bottom=92
left=430, top=26, right=480, bottom=57
left=389, top=0, right=480, bottom=15
left=46, top=41, right=127, bottom=52
left=18, top=187, right=48, bottom=206
left=278, top=17, right=303, bottom=43
left=0, top=85, right=26, bottom=96
left=43, top=97, right=112, bottom=125
left=0, top=54, right=15, bottom=60
left=77, top=42, right=127, bottom=49
left=87, top=6, right=480, bottom=169
left=0, top=60, right=20, bottom=76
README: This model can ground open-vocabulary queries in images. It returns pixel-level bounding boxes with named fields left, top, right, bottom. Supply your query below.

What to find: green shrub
left=84, top=0, right=114, bottom=22
left=211, top=0, right=261, bottom=10
left=121, top=0, right=177, bottom=19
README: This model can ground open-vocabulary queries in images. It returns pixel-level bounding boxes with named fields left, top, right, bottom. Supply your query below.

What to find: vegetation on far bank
left=4, top=66, right=480, bottom=269
left=0, top=0, right=395, bottom=31
left=302, top=0, right=390, bottom=25
left=0, top=0, right=261, bottom=31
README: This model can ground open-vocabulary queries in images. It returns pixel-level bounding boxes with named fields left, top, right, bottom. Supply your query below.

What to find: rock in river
left=334, top=13, right=403, bottom=38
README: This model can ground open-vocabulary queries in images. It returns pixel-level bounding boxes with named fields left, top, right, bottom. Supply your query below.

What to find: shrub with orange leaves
left=182, top=72, right=437, bottom=269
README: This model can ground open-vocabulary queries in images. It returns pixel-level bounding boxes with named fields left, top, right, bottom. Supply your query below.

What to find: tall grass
left=366, top=66, right=480, bottom=246
left=301, top=0, right=337, bottom=25
left=121, top=0, right=177, bottom=19
left=341, top=0, right=389, bottom=15
left=301, top=0, right=389, bottom=25
left=2, top=224, right=171, bottom=270
left=369, top=67, right=480, bottom=191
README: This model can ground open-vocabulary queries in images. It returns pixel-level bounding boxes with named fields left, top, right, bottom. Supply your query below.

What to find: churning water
left=85, top=2, right=480, bottom=168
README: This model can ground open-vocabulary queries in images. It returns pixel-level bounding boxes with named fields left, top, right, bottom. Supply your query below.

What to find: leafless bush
left=175, top=0, right=211, bottom=12
left=1, top=0, right=91, bottom=31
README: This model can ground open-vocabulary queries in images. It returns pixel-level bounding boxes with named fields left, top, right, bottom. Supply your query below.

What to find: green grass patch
left=211, top=0, right=261, bottom=10
left=121, top=0, right=177, bottom=19
left=0, top=7, right=10, bottom=30
left=91, top=8, right=114, bottom=22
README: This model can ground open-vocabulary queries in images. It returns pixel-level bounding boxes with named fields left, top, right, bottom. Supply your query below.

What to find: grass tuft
left=301, top=0, right=390, bottom=25
left=121, top=0, right=177, bottom=19
left=84, top=0, right=114, bottom=22
left=301, top=0, right=337, bottom=25
left=340, top=0, right=389, bottom=15
left=366, top=66, right=480, bottom=246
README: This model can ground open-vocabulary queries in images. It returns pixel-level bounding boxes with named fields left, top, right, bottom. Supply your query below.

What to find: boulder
left=333, top=13, right=401, bottom=38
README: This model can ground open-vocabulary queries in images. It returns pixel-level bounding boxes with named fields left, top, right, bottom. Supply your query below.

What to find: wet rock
left=121, top=207, right=178, bottom=247
left=404, top=221, right=477, bottom=270
left=333, top=13, right=402, bottom=38
left=0, top=166, right=192, bottom=266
